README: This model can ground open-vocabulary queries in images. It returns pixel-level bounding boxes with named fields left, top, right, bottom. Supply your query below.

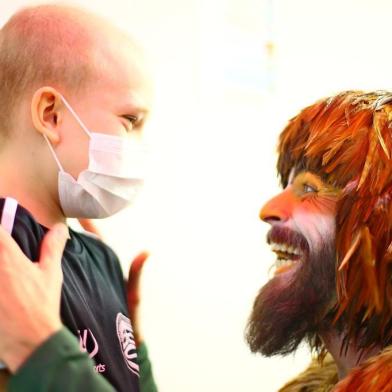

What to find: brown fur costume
left=279, top=355, right=337, bottom=392
left=278, top=347, right=392, bottom=391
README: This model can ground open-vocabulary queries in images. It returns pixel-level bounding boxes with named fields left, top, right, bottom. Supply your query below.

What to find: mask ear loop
left=44, top=94, right=93, bottom=173
left=60, top=95, right=92, bottom=138
left=43, top=134, right=65, bottom=172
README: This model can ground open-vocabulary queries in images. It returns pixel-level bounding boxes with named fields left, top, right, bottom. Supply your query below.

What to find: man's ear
left=31, top=87, right=63, bottom=144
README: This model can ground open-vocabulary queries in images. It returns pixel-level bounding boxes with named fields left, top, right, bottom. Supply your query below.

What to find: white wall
left=2, top=0, right=392, bottom=390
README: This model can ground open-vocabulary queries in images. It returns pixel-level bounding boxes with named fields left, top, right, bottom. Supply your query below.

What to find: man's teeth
left=275, top=256, right=303, bottom=272
left=270, top=242, right=301, bottom=255
left=275, top=258, right=296, bottom=268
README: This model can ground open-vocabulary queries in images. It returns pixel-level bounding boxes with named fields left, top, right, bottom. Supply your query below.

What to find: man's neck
left=320, top=330, right=381, bottom=379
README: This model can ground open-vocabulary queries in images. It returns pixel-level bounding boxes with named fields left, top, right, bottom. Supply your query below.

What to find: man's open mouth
left=267, top=227, right=309, bottom=275
left=270, top=242, right=303, bottom=274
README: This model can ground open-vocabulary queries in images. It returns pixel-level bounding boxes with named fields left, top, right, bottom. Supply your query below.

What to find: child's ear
left=31, top=87, right=63, bottom=144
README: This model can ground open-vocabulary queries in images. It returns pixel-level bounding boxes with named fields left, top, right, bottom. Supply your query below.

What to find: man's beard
left=245, top=226, right=336, bottom=356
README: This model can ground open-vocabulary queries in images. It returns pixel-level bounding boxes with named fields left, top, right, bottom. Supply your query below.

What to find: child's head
left=0, top=4, right=152, bottom=222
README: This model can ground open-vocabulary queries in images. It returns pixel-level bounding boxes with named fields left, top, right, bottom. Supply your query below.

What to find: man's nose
left=259, top=188, right=295, bottom=224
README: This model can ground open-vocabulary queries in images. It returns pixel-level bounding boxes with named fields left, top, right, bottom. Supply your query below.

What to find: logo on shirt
left=78, top=328, right=107, bottom=373
left=78, top=328, right=99, bottom=358
left=116, top=313, right=140, bottom=377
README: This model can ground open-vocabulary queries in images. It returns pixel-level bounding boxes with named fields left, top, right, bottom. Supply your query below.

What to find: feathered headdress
left=277, top=90, right=392, bottom=349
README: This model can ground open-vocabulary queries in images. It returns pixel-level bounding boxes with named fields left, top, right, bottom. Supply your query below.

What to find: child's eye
left=122, top=114, right=145, bottom=134
left=123, top=115, right=139, bottom=128
left=303, top=183, right=318, bottom=194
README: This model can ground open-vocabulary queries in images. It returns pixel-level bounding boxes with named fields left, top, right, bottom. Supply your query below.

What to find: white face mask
left=44, top=95, right=145, bottom=219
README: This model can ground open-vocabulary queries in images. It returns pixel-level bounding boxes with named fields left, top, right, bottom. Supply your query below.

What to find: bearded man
left=246, top=90, right=392, bottom=391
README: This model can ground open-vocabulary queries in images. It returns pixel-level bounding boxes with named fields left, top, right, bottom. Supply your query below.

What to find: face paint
left=245, top=170, right=340, bottom=355
left=260, top=170, right=340, bottom=276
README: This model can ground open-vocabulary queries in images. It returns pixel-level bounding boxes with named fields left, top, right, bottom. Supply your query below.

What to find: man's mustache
left=266, top=225, right=310, bottom=256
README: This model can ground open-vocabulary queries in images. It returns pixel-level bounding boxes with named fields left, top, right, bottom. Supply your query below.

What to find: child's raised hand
left=0, top=223, right=68, bottom=373
left=127, top=252, right=149, bottom=347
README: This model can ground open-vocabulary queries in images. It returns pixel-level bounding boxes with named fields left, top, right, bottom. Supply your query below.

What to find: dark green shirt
left=9, top=328, right=158, bottom=391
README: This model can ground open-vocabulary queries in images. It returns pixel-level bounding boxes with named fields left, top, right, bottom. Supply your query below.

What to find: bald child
left=0, top=4, right=156, bottom=391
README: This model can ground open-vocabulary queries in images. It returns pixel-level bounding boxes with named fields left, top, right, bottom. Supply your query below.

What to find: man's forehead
left=288, top=167, right=324, bottom=184
left=288, top=167, right=312, bottom=184
left=288, top=168, right=296, bottom=184
left=287, top=167, right=342, bottom=195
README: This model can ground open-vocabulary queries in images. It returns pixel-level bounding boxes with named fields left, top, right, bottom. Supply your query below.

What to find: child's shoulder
left=0, top=197, right=46, bottom=260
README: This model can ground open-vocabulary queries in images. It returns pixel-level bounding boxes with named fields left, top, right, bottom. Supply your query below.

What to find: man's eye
left=303, top=183, right=317, bottom=193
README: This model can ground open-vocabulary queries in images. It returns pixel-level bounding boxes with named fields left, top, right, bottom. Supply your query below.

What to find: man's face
left=246, top=169, right=340, bottom=356
left=55, top=38, right=152, bottom=180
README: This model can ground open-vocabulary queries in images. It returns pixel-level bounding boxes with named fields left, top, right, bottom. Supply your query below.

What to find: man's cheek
left=292, top=210, right=335, bottom=252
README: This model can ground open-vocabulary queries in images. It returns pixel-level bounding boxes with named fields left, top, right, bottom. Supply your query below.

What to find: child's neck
left=0, top=143, right=65, bottom=228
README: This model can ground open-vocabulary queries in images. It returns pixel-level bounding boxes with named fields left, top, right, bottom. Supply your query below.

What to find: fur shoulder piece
left=278, top=355, right=338, bottom=392
left=278, top=347, right=392, bottom=392
left=334, top=346, right=392, bottom=392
